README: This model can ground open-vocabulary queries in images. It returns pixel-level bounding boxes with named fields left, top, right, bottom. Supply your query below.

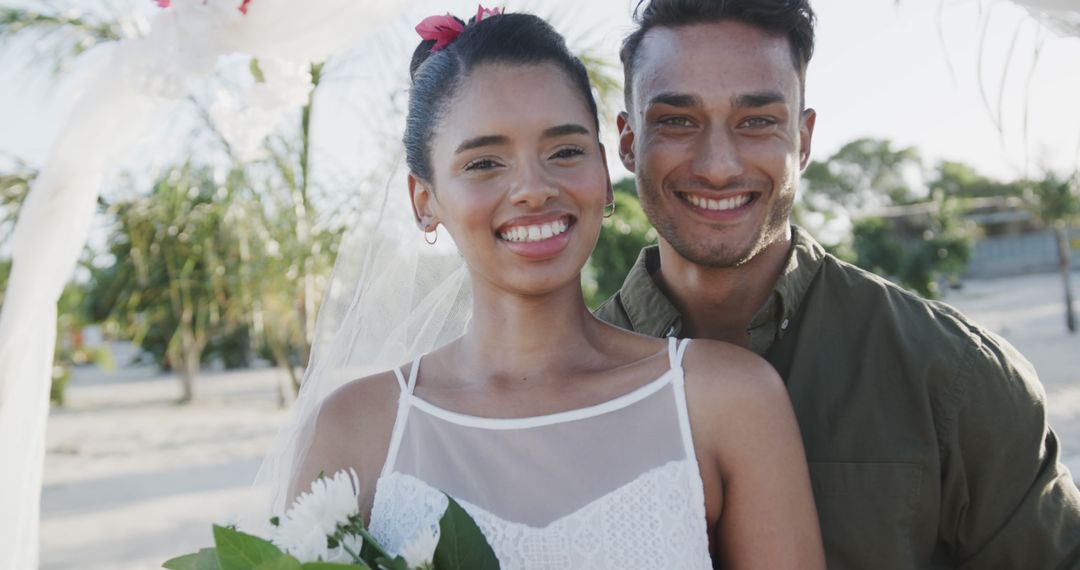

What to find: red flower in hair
left=476, top=5, right=503, bottom=22
left=416, top=14, right=465, bottom=53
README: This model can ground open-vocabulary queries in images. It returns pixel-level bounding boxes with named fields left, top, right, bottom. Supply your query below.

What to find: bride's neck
left=458, top=279, right=601, bottom=379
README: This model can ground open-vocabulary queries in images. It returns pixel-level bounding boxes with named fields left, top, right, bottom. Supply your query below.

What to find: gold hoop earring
left=603, top=200, right=616, bottom=218
left=424, top=226, right=439, bottom=245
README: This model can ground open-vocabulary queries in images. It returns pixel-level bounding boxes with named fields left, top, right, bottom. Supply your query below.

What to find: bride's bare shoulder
left=314, top=369, right=405, bottom=435
left=680, top=339, right=790, bottom=424
left=288, top=368, right=408, bottom=503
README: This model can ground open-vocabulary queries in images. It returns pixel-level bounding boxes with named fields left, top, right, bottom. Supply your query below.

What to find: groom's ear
left=617, top=111, right=636, bottom=174
left=599, top=143, right=614, bottom=206
left=408, top=174, right=439, bottom=230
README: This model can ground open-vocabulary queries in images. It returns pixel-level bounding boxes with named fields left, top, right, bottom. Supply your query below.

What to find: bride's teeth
left=500, top=218, right=571, bottom=243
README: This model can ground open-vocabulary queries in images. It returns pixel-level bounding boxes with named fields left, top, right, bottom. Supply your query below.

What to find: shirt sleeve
left=938, top=329, right=1080, bottom=568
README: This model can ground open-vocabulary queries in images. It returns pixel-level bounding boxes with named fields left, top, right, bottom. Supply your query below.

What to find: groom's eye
left=658, top=116, right=694, bottom=127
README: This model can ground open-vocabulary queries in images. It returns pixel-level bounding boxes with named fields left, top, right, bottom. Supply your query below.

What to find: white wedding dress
left=368, top=337, right=713, bottom=569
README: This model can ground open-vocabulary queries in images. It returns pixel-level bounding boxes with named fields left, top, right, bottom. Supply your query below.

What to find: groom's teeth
left=686, top=193, right=752, bottom=211
left=500, top=219, right=570, bottom=243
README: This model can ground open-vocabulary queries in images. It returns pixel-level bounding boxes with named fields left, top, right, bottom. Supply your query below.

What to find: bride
left=286, top=8, right=824, bottom=569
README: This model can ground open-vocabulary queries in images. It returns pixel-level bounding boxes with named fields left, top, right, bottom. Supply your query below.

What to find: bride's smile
left=409, top=61, right=611, bottom=295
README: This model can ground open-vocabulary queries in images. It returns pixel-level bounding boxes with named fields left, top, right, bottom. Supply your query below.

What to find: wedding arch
left=0, top=1, right=414, bottom=567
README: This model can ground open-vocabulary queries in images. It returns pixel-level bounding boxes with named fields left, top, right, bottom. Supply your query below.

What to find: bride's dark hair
left=404, top=12, right=600, bottom=183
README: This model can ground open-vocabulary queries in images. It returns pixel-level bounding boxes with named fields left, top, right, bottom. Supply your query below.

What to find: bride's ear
left=408, top=174, right=439, bottom=230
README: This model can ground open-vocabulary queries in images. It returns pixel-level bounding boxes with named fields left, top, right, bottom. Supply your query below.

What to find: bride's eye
left=549, top=146, right=584, bottom=160
left=464, top=158, right=501, bottom=171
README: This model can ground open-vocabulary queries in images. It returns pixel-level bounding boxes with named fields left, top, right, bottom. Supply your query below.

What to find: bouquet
left=163, top=469, right=498, bottom=570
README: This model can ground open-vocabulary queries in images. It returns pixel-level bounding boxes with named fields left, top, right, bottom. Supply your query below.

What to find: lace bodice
left=368, top=338, right=712, bottom=569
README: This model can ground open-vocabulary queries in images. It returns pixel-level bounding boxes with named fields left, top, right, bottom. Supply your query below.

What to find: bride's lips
left=495, top=213, right=576, bottom=260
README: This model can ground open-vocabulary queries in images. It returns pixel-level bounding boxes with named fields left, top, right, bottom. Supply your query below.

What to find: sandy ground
left=38, top=271, right=1080, bottom=569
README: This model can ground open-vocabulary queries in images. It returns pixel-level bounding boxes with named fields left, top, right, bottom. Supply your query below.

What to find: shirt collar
left=619, top=245, right=683, bottom=337
left=615, top=225, right=827, bottom=348
left=772, top=225, right=827, bottom=334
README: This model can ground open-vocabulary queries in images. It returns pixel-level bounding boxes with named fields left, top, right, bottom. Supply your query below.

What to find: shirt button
left=780, top=319, right=790, bottom=330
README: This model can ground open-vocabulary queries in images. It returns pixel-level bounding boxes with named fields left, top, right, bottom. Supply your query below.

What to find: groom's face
left=618, top=20, right=815, bottom=268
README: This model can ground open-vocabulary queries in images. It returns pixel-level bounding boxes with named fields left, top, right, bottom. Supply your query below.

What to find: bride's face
left=414, top=62, right=610, bottom=296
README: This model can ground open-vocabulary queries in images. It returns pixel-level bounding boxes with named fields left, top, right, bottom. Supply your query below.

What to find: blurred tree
left=801, top=138, right=924, bottom=215
left=1026, top=172, right=1080, bottom=332
left=801, top=138, right=976, bottom=298
left=584, top=178, right=657, bottom=308
left=930, top=160, right=1022, bottom=199
left=88, top=164, right=241, bottom=402
left=850, top=217, right=904, bottom=279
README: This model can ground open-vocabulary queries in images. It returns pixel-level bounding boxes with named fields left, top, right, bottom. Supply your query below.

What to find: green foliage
left=850, top=194, right=974, bottom=298
left=433, top=497, right=500, bottom=570
left=0, top=6, right=126, bottom=73
left=584, top=178, right=656, bottom=308
left=213, top=525, right=288, bottom=570
left=0, top=162, right=34, bottom=245
left=801, top=138, right=924, bottom=213
left=164, top=548, right=222, bottom=570
left=86, top=165, right=242, bottom=399
left=0, top=258, right=9, bottom=308
left=51, top=280, right=114, bottom=406
left=1026, top=172, right=1080, bottom=227
left=851, top=218, right=904, bottom=277
left=930, top=160, right=1021, bottom=199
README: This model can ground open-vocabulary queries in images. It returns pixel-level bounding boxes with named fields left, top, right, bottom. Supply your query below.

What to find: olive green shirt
left=595, top=226, right=1080, bottom=569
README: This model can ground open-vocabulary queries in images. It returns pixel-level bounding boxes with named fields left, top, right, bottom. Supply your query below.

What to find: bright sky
left=0, top=0, right=1078, bottom=186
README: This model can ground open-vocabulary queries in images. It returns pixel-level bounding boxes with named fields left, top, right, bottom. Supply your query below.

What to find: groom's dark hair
left=404, top=12, right=599, bottom=184
left=620, top=0, right=817, bottom=110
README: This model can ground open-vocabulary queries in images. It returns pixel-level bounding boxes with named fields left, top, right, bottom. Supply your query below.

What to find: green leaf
left=433, top=497, right=499, bottom=570
left=213, top=524, right=286, bottom=570
left=249, top=57, right=266, bottom=83
left=253, top=555, right=302, bottom=570
left=301, top=563, right=369, bottom=570
left=163, top=548, right=221, bottom=570
left=373, top=556, right=408, bottom=570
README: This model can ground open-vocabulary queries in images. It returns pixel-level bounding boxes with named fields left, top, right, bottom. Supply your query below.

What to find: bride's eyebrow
left=541, top=123, right=590, bottom=139
left=455, top=135, right=508, bottom=154
left=453, top=123, right=589, bottom=155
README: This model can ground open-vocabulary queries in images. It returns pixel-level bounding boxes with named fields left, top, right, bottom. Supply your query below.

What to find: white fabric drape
left=1011, top=0, right=1080, bottom=36
left=0, top=2, right=413, bottom=568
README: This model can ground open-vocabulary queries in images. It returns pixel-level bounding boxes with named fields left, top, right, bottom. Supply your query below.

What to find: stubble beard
left=636, top=170, right=795, bottom=269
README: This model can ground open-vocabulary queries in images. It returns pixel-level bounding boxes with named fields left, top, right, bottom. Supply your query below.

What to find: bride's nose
left=508, top=160, right=558, bottom=208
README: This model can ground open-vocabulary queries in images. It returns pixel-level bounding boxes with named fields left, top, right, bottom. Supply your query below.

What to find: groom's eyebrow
left=455, top=135, right=508, bottom=154
left=647, top=92, right=701, bottom=109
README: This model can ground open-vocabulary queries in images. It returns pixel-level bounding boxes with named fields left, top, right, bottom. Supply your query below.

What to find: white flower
left=271, top=469, right=362, bottom=562
left=398, top=524, right=440, bottom=569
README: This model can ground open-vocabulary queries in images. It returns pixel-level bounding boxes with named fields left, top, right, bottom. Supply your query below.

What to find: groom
left=596, top=0, right=1080, bottom=567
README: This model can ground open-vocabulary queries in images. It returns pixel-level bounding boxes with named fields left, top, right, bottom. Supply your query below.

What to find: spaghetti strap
left=392, top=366, right=408, bottom=393
left=668, top=337, right=691, bottom=369
left=405, top=355, right=422, bottom=394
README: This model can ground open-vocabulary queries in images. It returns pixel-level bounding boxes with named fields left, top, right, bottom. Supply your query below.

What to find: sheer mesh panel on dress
left=390, top=378, right=688, bottom=526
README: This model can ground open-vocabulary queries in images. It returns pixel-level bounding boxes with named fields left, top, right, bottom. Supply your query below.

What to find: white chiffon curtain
left=0, top=2, right=413, bottom=568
